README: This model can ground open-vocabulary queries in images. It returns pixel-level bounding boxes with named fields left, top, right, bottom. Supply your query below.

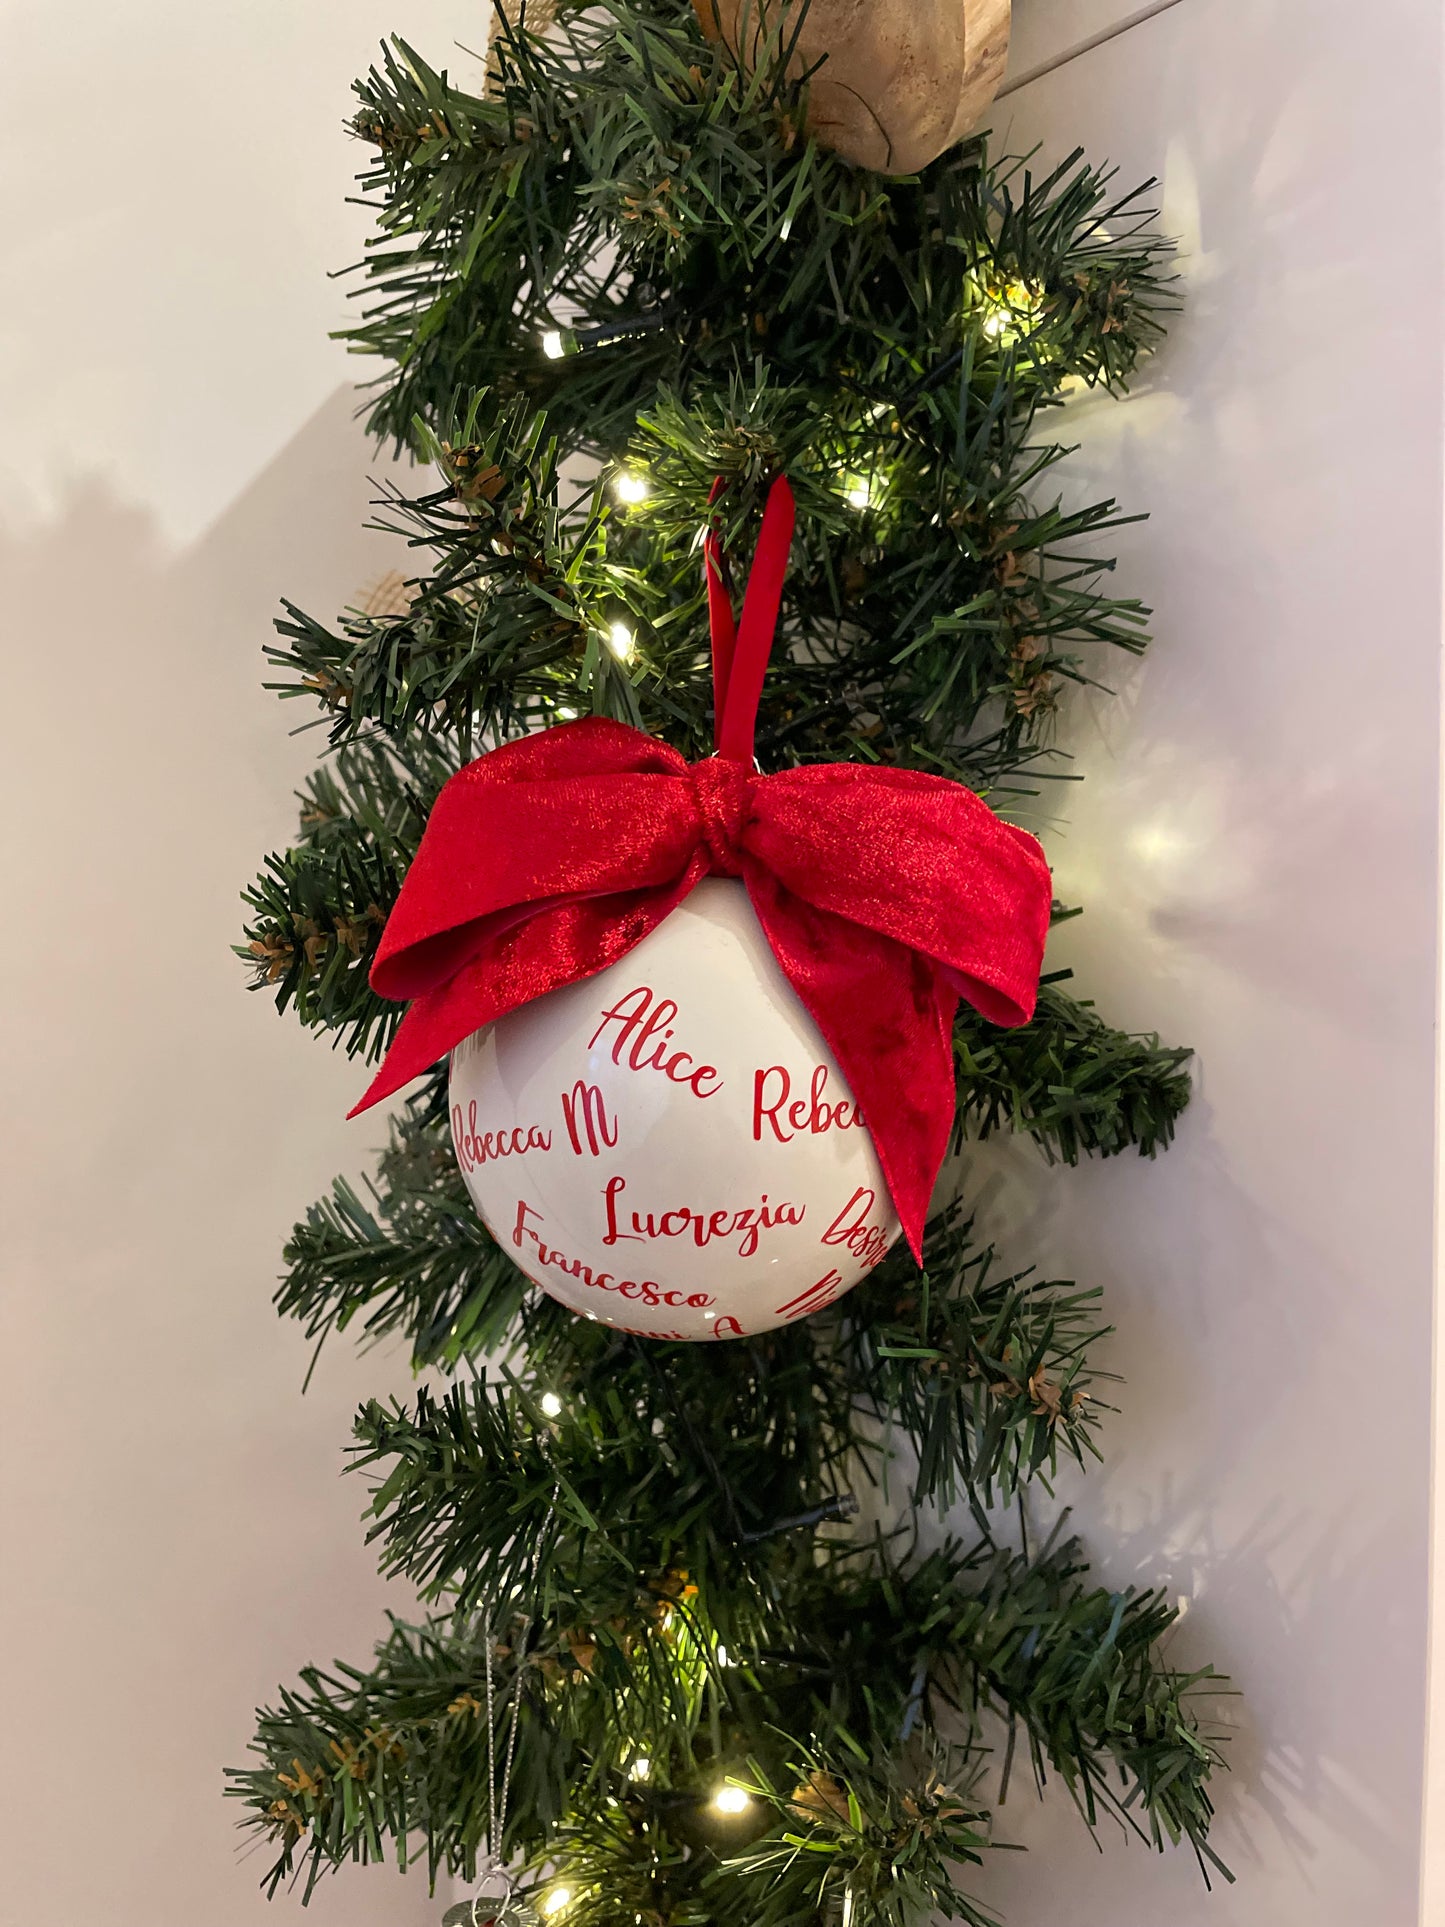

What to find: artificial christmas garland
left=232, top=2, right=1230, bottom=1919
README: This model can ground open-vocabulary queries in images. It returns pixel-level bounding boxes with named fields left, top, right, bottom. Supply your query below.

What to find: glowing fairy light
left=976, top=276, right=1045, bottom=345
left=540, top=1392, right=563, bottom=1418
left=627, top=1755, right=652, bottom=1782
left=843, top=469, right=883, bottom=511
left=614, top=470, right=650, bottom=505
left=712, top=1785, right=750, bottom=1815
left=608, top=621, right=636, bottom=662
left=715, top=1644, right=730, bottom=1667
left=541, top=1888, right=572, bottom=1916
left=541, top=329, right=566, bottom=360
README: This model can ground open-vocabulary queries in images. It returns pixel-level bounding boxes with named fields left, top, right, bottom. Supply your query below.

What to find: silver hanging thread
left=443, top=1524, right=550, bottom=1927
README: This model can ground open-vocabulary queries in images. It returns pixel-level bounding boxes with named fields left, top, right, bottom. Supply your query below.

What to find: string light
left=976, top=277, right=1045, bottom=344
left=842, top=471, right=882, bottom=511
left=712, top=1785, right=750, bottom=1815
left=607, top=621, right=636, bottom=662
left=715, top=1644, right=730, bottom=1667
left=541, top=1888, right=572, bottom=1916
left=540, top=1392, right=563, bottom=1418
left=541, top=329, right=566, bottom=360
left=627, top=1755, right=652, bottom=1782
left=613, top=471, right=650, bottom=505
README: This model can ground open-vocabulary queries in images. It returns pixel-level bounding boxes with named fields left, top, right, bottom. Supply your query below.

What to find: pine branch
left=264, top=401, right=648, bottom=752
left=277, top=1108, right=530, bottom=1366
left=945, top=1536, right=1228, bottom=1871
left=238, top=740, right=451, bottom=1060
left=771, top=1535, right=1225, bottom=1873
left=853, top=1202, right=1110, bottom=1510
left=228, top=1614, right=552, bottom=1900
left=956, top=980, right=1193, bottom=1162
left=349, top=1368, right=858, bottom=1623
left=730, top=1744, right=999, bottom=1927
left=340, top=10, right=1174, bottom=454
left=230, top=1530, right=1226, bottom=1909
left=255, top=367, right=1158, bottom=789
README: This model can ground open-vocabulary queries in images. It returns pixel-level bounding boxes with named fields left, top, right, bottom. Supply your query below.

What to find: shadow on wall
left=0, top=388, right=439, bottom=1926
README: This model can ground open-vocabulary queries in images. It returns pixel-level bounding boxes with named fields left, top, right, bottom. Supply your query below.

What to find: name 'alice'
left=588, top=985, right=723, bottom=1099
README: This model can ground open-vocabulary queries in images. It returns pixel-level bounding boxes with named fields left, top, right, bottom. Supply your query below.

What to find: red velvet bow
left=353, top=479, right=1052, bottom=1259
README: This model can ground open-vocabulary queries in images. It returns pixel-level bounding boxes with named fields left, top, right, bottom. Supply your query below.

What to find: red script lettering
left=453, top=1101, right=552, bottom=1175
left=588, top=986, right=723, bottom=1100
left=561, top=1082, right=619, bottom=1158
left=820, top=1186, right=893, bottom=1271
left=602, top=1174, right=803, bottom=1259
left=511, top=1199, right=715, bottom=1310
left=753, top=1063, right=863, bottom=1143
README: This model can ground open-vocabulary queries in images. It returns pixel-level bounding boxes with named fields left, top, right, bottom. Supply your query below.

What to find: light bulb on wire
left=712, top=1785, right=751, bottom=1816
left=613, top=470, right=650, bottom=506
left=607, top=621, right=636, bottom=663
left=540, top=1391, right=563, bottom=1418
left=627, top=1755, right=652, bottom=1782
left=975, top=276, right=1044, bottom=345
left=541, top=329, right=566, bottom=360
left=541, top=1888, right=572, bottom=1917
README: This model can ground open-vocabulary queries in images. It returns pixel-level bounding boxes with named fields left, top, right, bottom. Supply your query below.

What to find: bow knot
left=691, top=756, right=752, bottom=876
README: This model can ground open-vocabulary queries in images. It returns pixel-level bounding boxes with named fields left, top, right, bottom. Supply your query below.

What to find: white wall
left=4, top=1, right=1442, bottom=1924
left=0, top=4, right=478, bottom=1924
left=968, top=2, right=1444, bottom=1922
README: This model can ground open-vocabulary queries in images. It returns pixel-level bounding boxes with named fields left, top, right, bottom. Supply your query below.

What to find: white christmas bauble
left=448, top=878, right=900, bottom=1341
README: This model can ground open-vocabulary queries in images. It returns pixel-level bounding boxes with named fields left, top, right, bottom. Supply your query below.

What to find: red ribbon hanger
left=352, top=477, right=1053, bottom=1258
left=705, top=475, right=796, bottom=763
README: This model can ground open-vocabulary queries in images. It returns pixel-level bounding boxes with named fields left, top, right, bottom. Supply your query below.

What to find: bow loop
left=690, top=756, right=753, bottom=876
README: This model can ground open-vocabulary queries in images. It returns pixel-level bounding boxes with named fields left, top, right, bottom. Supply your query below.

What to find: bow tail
left=745, top=867, right=957, bottom=1261
left=350, top=870, right=708, bottom=1117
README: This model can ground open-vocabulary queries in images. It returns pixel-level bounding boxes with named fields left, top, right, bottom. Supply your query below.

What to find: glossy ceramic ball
left=448, top=878, right=899, bottom=1341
